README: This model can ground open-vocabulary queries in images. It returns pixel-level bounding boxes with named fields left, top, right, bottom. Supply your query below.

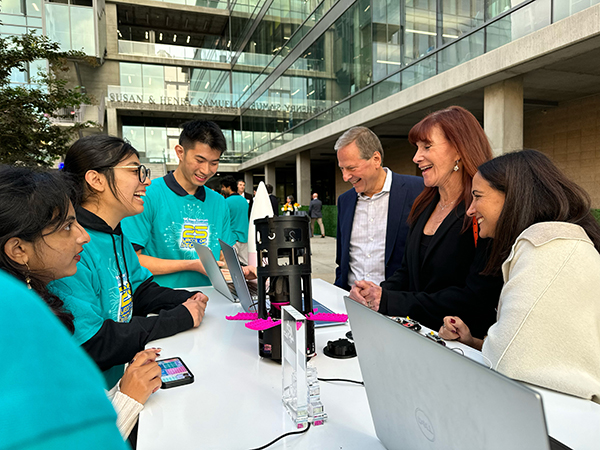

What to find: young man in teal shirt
left=221, top=175, right=249, bottom=264
left=122, top=120, right=234, bottom=288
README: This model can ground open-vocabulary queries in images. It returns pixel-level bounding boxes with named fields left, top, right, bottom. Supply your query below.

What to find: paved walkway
left=309, top=235, right=337, bottom=284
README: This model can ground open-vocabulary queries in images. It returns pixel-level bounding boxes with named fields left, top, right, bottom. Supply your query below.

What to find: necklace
left=438, top=199, right=456, bottom=210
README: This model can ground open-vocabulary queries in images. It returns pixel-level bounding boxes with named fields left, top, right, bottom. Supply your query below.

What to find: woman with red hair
left=349, top=106, right=503, bottom=338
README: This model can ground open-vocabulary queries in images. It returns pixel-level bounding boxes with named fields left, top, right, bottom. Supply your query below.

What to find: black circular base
left=323, top=338, right=357, bottom=359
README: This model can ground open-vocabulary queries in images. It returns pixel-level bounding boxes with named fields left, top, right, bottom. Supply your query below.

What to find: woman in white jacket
left=439, top=149, right=600, bottom=404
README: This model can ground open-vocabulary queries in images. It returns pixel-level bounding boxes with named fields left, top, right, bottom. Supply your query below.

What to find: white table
left=138, top=279, right=600, bottom=449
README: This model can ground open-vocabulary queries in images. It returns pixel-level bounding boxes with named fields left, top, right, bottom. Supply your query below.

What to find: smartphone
left=157, top=357, right=195, bottom=389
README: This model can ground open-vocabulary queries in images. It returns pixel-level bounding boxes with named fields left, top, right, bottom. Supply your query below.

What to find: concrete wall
left=524, top=93, right=600, bottom=208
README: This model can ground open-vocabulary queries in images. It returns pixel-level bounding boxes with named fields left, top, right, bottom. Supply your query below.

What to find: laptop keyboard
left=227, top=281, right=259, bottom=298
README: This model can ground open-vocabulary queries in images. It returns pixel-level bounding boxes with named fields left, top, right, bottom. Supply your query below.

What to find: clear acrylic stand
left=281, top=305, right=327, bottom=429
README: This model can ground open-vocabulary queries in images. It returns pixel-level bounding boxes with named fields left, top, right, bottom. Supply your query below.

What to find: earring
left=24, top=262, right=32, bottom=290
left=453, top=160, right=460, bottom=172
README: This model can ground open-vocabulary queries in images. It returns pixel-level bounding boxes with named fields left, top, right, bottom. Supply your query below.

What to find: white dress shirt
left=347, top=168, right=392, bottom=287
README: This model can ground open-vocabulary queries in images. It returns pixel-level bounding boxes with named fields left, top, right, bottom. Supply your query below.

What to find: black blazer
left=269, top=194, right=279, bottom=216
left=379, top=196, right=503, bottom=338
left=335, top=172, right=423, bottom=290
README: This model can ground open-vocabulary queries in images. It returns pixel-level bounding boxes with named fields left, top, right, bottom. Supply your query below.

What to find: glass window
left=45, top=3, right=71, bottom=50
left=70, top=6, right=95, bottom=54
left=404, top=1, right=437, bottom=63
left=2, top=0, right=25, bottom=15
left=442, top=0, right=484, bottom=45
left=27, top=17, right=42, bottom=27
left=142, top=64, right=164, bottom=99
left=120, top=62, right=143, bottom=89
left=29, top=59, right=47, bottom=80
left=438, top=29, right=484, bottom=73
left=123, top=126, right=146, bottom=153
left=9, top=67, right=28, bottom=84
left=145, top=127, right=168, bottom=161
left=0, top=24, right=25, bottom=35
left=0, top=14, right=27, bottom=25
left=27, top=0, right=42, bottom=16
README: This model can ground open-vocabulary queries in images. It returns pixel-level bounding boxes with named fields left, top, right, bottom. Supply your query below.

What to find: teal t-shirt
left=226, top=193, right=249, bottom=243
left=121, top=175, right=234, bottom=288
left=0, top=270, right=127, bottom=450
left=49, top=223, right=153, bottom=387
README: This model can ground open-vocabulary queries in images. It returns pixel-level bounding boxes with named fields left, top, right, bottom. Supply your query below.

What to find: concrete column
left=105, top=3, right=118, bottom=56
left=106, top=107, right=118, bottom=136
left=244, top=171, right=253, bottom=192
left=264, top=163, right=276, bottom=188
left=296, top=150, right=311, bottom=206
left=484, top=76, right=523, bottom=156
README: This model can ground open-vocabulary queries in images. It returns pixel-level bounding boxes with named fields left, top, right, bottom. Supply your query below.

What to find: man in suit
left=266, top=184, right=279, bottom=216
left=237, top=179, right=253, bottom=217
left=308, top=193, right=325, bottom=238
left=335, top=126, right=423, bottom=291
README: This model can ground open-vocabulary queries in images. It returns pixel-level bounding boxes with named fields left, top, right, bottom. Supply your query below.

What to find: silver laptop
left=192, top=242, right=237, bottom=303
left=344, top=297, right=554, bottom=450
left=219, top=239, right=258, bottom=313
left=219, top=239, right=345, bottom=328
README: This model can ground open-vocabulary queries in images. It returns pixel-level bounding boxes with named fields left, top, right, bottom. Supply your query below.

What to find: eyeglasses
left=113, top=164, right=151, bottom=183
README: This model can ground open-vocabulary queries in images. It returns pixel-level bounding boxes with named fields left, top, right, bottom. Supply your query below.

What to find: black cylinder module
left=254, top=215, right=315, bottom=361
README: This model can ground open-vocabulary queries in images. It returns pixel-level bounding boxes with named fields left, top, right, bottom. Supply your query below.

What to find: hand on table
left=183, top=292, right=207, bottom=327
left=120, top=348, right=162, bottom=404
left=349, top=280, right=382, bottom=311
left=439, top=316, right=483, bottom=350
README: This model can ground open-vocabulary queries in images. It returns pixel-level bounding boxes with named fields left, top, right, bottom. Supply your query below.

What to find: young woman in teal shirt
left=51, top=135, right=208, bottom=388
left=0, top=166, right=162, bottom=438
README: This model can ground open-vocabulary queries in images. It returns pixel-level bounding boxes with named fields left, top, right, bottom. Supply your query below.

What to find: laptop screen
left=344, top=297, right=551, bottom=450
left=219, top=239, right=257, bottom=313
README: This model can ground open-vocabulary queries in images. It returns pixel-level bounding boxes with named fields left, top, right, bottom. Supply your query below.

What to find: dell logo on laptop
left=415, top=408, right=435, bottom=442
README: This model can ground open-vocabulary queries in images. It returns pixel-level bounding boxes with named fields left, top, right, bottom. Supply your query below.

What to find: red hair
left=407, top=106, right=493, bottom=229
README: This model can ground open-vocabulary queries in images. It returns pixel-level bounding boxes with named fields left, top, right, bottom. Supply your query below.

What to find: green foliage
left=592, top=209, right=600, bottom=224
left=0, top=30, right=95, bottom=167
left=299, top=204, right=337, bottom=237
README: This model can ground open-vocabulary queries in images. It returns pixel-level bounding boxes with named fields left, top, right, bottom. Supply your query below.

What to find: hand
left=188, top=291, right=208, bottom=304
left=438, top=316, right=463, bottom=341
left=120, top=348, right=162, bottom=404
left=182, top=295, right=207, bottom=327
left=354, top=280, right=382, bottom=311
left=242, top=265, right=257, bottom=280
left=439, top=316, right=482, bottom=350
left=348, top=284, right=368, bottom=307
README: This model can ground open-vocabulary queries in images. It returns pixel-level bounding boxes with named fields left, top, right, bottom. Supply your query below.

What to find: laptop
left=219, top=239, right=344, bottom=327
left=192, top=242, right=237, bottom=303
left=218, top=239, right=258, bottom=313
left=344, top=297, right=563, bottom=450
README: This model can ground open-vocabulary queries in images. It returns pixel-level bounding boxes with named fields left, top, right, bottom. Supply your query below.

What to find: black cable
left=249, top=422, right=311, bottom=450
left=318, top=377, right=364, bottom=386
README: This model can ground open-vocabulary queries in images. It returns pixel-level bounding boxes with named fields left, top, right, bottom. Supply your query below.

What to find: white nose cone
left=247, top=181, right=273, bottom=266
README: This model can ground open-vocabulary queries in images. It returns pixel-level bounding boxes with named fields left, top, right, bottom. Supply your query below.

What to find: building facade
left=2, top=0, right=600, bottom=206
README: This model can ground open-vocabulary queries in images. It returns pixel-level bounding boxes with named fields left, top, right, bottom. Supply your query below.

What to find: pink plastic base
left=305, top=311, right=348, bottom=322
left=225, top=312, right=258, bottom=321
left=245, top=318, right=282, bottom=331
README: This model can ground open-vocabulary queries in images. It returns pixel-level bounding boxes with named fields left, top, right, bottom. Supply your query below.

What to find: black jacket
left=379, top=197, right=503, bottom=338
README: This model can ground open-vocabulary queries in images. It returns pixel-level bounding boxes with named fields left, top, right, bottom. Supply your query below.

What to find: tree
left=0, top=29, right=95, bottom=167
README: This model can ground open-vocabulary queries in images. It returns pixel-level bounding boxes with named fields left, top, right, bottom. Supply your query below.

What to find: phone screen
left=157, top=357, right=193, bottom=386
